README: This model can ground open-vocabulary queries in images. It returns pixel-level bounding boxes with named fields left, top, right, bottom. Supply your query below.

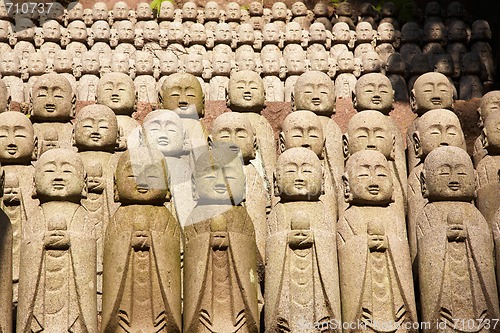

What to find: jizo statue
left=17, top=148, right=97, bottom=333
left=473, top=91, right=500, bottom=166
left=339, top=150, right=417, bottom=332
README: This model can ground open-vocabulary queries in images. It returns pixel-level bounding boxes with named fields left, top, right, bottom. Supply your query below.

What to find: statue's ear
left=0, top=168, right=4, bottom=197
left=6, top=94, right=11, bottom=112
left=252, top=136, right=257, bottom=159
left=31, top=175, right=38, bottom=199
left=207, top=134, right=214, bottom=148
left=351, top=89, right=357, bottom=108
left=290, top=91, right=295, bottom=111
left=273, top=170, right=280, bottom=197
left=342, top=173, right=352, bottom=203
left=70, top=93, right=76, bottom=118
left=31, top=135, right=39, bottom=161
left=225, top=88, right=231, bottom=108
left=420, top=169, right=428, bottom=198
left=71, top=126, right=76, bottom=147
left=390, top=134, right=396, bottom=160
left=342, top=133, right=350, bottom=161
left=158, top=90, right=163, bottom=104
left=409, top=88, right=417, bottom=113
left=278, top=131, right=286, bottom=153
left=481, top=127, right=489, bottom=149
left=413, top=131, right=422, bottom=159
left=191, top=174, right=199, bottom=201
left=113, top=175, right=120, bottom=202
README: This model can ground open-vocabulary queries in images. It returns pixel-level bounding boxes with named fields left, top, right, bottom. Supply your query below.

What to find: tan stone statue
left=0, top=166, right=12, bottom=333
left=133, top=50, right=158, bottom=105
left=1, top=51, right=25, bottom=106
left=228, top=70, right=276, bottom=201
left=339, top=150, right=417, bottom=332
left=260, top=44, right=285, bottom=102
left=0, top=112, right=38, bottom=309
left=266, top=147, right=341, bottom=332
left=183, top=147, right=259, bottom=333
left=17, top=148, right=97, bottom=333
left=97, top=72, right=140, bottom=148
left=407, top=109, right=466, bottom=261
left=30, top=73, right=75, bottom=150
left=77, top=50, right=100, bottom=102
left=473, top=91, right=500, bottom=166
left=407, top=72, right=455, bottom=172
left=334, top=51, right=358, bottom=100
left=159, top=72, right=208, bottom=163
left=417, top=146, right=500, bottom=331
left=293, top=71, right=344, bottom=207
left=102, top=147, right=181, bottom=333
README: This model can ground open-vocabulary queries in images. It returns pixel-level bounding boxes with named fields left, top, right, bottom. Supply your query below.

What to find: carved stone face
left=81, top=51, right=100, bottom=74
left=134, top=51, right=154, bottom=75
left=225, top=2, right=241, bottom=20
left=249, top=1, right=263, bottom=15
left=292, top=2, right=307, bottom=16
left=276, top=147, right=322, bottom=201
left=424, top=21, right=445, bottom=42
left=423, top=146, right=475, bottom=201
left=386, top=53, right=406, bottom=73
left=472, top=20, right=491, bottom=40
left=68, top=2, right=84, bottom=20
left=228, top=70, right=265, bottom=111
left=168, top=22, right=184, bottom=41
left=74, top=105, right=117, bottom=150
left=15, top=18, right=35, bottom=40
left=28, top=52, right=46, bottom=75
left=193, top=148, right=245, bottom=205
left=285, top=47, right=306, bottom=74
left=356, top=22, right=375, bottom=41
left=261, top=48, right=281, bottom=74
left=32, top=74, right=73, bottom=120
left=285, top=22, right=302, bottom=41
left=282, top=111, right=324, bottom=157
left=263, top=23, right=279, bottom=42
left=0, top=20, right=11, bottom=40
left=92, top=2, right=108, bottom=21
left=68, top=20, right=87, bottom=41
left=479, top=91, right=500, bottom=119
left=97, top=73, right=135, bottom=115
left=160, top=73, right=204, bottom=117
left=115, top=148, right=168, bottom=204
left=136, top=2, right=153, bottom=19
left=448, top=20, right=467, bottom=41
left=347, top=111, right=393, bottom=158
left=412, top=73, right=454, bottom=114
left=159, top=1, right=175, bottom=19
left=337, top=51, right=355, bottom=71
left=238, top=24, right=254, bottom=43
left=355, top=73, right=393, bottom=114
left=182, top=2, right=197, bottom=20
left=83, top=9, right=93, bottom=26
left=118, top=20, right=134, bottom=41
left=110, top=53, right=129, bottom=73
left=113, top=1, right=129, bottom=20
left=309, top=23, right=326, bottom=41
left=205, top=1, right=220, bottom=20
left=401, top=22, right=421, bottom=42
left=189, top=23, right=206, bottom=43
left=483, top=111, right=500, bottom=152
left=236, top=49, right=256, bottom=71
left=416, top=109, right=465, bottom=157
left=143, top=110, right=185, bottom=157
left=212, top=51, right=231, bottom=75
left=35, top=149, right=85, bottom=202
left=42, top=20, right=61, bottom=41
left=53, top=50, right=72, bottom=73
left=377, top=22, right=395, bottom=41
left=0, top=52, right=20, bottom=75
left=345, top=150, right=393, bottom=205
left=215, top=23, right=231, bottom=42
left=309, top=49, right=329, bottom=72
left=434, top=54, right=453, bottom=76
left=184, top=53, right=203, bottom=75
left=332, top=22, right=350, bottom=42
left=211, top=112, right=256, bottom=162
left=294, top=71, right=335, bottom=115
left=361, top=51, right=381, bottom=73
left=0, top=112, right=35, bottom=163
left=92, top=21, right=110, bottom=41
left=143, top=21, right=159, bottom=41
left=272, top=2, right=287, bottom=20
left=381, top=2, right=396, bottom=16
left=159, top=51, right=178, bottom=74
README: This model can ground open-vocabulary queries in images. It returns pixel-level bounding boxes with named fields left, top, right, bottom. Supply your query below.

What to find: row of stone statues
left=1, top=66, right=500, bottom=332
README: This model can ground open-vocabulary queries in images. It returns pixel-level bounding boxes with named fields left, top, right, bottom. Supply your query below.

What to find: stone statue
left=473, top=91, right=500, bottom=166
left=203, top=1, right=220, bottom=31
left=386, top=53, right=409, bottom=102
left=77, top=50, right=100, bottom=102
left=97, top=72, right=140, bottom=147
left=284, top=22, right=303, bottom=46
left=136, top=2, right=154, bottom=21
left=183, top=147, right=259, bottom=333
left=284, top=44, right=307, bottom=101
left=0, top=112, right=38, bottom=310
left=407, top=72, right=455, bottom=172
left=334, top=50, right=358, bottom=100
left=344, top=110, right=407, bottom=215
left=407, top=109, right=466, bottom=261
left=159, top=72, right=208, bottom=162
left=291, top=1, right=311, bottom=29
left=471, top=41, right=495, bottom=88
left=133, top=50, right=158, bottom=105
left=339, top=150, right=417, bottom=332
left=30, top=73, right=75, bottom=150
left=262, top=22, right=281, bottom=47
left=41, top=19, right=62, bottom=44
left=332, top=2, right=356, bottom=29
left=380, top=2, right=399, bottom=29
left=208, top=50, right=231, bottom=101
left=261, top=44, right=285, bottom=102
left=266, top=147, right=341, bottom=332
left=355, top=21, right=376, bottom=46
left=0, top=78, right=8, bottom=112
left=417, top=146, right=500, bottom=331
left=82, top=8, right=94, bottom=26
left=92, top=1, right=108, bottom=21
left=447, top=20, right=468, bottom=44
left=102, top=147, right=181, bottom=333
left=236, top=23, right=257, bottom=49
left=67, top=20, right=88, bottom=44
left=17, top=148, right=97, bottom=333
left=293, top=71, right=344, bottom=206
left=401, top=22, right=422, bottom=45
left=228, top=70, right=276, bottom=201
left=248, top=1, right=264, bottom=31
left=0, top=166, right=12, bottom=332
left=210, top=112, right=268, bottom=272
left=157, top=0, right=175, bottom=22
left=235, top=45, right=257, bottom=72
left=360, top=51, right=382, bottom=75
left=67, top=2, right=84, bottom=22
left=459, top=52, right=484, bottom=100
left=111, top=1, right=130, bottom=22
left=1, top=51, right=25, bottom=107
left=308, top=22, right=332, bottom=50
left=52, top=50, right=77, bottom=92
left=307, top=45, right=333, bottom=77
left=471, top=19, right=492, bottom=42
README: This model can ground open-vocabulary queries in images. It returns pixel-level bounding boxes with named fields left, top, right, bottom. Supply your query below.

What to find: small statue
left=401, top=22, right=422, bottom=45
left=332, top=1, right=356, bottom=29
left=77, top=50, right=100, bottom=102
left=459, top=52, right=484, bottom=100
left=97, top=72, right=140, bottom=146
left=471, top=19, right=492, bottom=42
left=473, top=91, right=500, bottom=166
left=266, top=147, right=341, bottom=332
left=133, top=51, right=158, bottom=106
left=471, top=41, right=496, bottom=88
left=334, top=50, right=358, bottom=100
left=67, top=20, right=88, bottom=43
left=270, top=2, right=287, bottom=31
left=284, top=44, right=307, bottom=101
left=447, top=20, right=468, bottom=44
left=417, top=146, right=500, bottom=330
left=203, top=1, right=220, bottom=31
left=355, top=21, right=376, bottom=46
left=331, top=22, right=353, bottom=52
left=386, top=53, right=409, bottom=101
left=182, top=2, right=198, bottom=27
left=291, top=1, right=311, bottom=29
left=111, top=1, right=130, bottom=22
left=17, top=148, right=97, bottom=333
left=208, top=50, right=231, bottom=101
left=92, top=1, right=108, bottom=21
left=1, top=51, right=24, bottom=107
left=67, top=2, right=84, bottom=22
left=308, top=22, right=332, bottom=50
left=183, top=147, right=259, bottom=333
left=0, top=78, right=8, bottom=112
left=262, top=22, right=281, bottom=47
left=379, top=1, right=399, bottom=30
left=235, top=45, right=257, bottom=71
left=248, top=1, right=264, bottom=31
left=157, top=0, right=175, bottom=22
left=339, top=150, right=417, bottom=332
left=102, top=147, right=181, bottom=332
left=261, top=44, right=285, bottom=102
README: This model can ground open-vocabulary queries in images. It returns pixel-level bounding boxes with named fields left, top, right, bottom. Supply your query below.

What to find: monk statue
left=97, top=72, right=140, bottom=148
left=30, top=73, right=75, bottom=150
left=102, top=148, right=181, bottom=333
left=417, top=146, right=500, bottom=331
left=227, top=70, right=276, bottom=202
left=159, top=73, right=208, bottom=163
left=292, top=71, right=344, bottom=208
left=17, top=149, right=97, bottom=332
left=0, top=112, right=38, bottom=308
left=183, top=147, right=259, bottom=333
left=339, top=150, right=417, bottom=332
left=407, top=72, right=455, bottom=171
left=266, top=147, right=341, bottom=333
left=0, top=162, right=12, bottom=333
left=473, top=91, right=500, bottom=167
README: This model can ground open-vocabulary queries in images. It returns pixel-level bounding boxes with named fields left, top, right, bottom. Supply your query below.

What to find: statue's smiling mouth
left=136, top=185, right=149, bottom=193
left=448, top=181, right=460, bottom=191
left=214, top=184, right=227, bottom=194
left=52, top=180, right=65, bottom=189
left=243, top=92, right=252, bottom=101
left=311, top=97, right=321, bottom=106
left=90, top=133, right=101, bottom=141
left=6, top=144, right=17, bottom=155
left=431, top=97, right=442, bottom=105
left=368, top=184, right=380, bottom=194
left=157, top=138, right=169, bottom=146
left=44, top=104, right=56, bottom=112
left=371, top=96, right=382, bottom=104
left=111, top=96, right=121, bottom=103
left=294, top=179, right=306, bottom=189
left=178, top=101, right=188, bottom=110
